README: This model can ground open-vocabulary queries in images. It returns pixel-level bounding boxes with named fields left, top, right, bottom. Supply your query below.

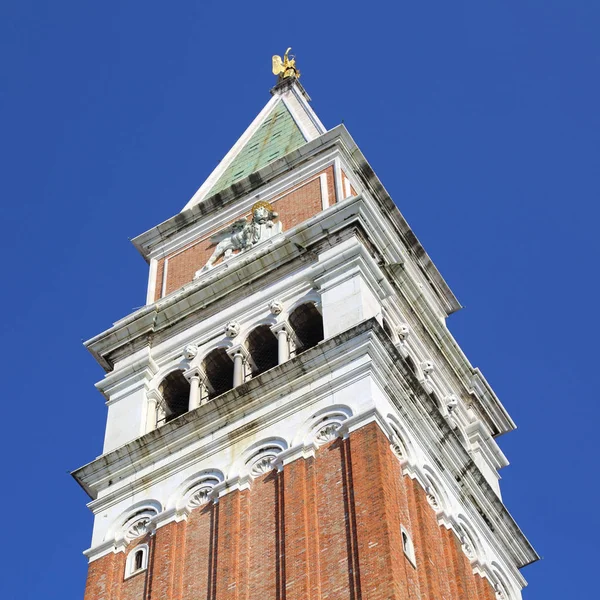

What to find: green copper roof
left=208, top=101, right=307, bottom=197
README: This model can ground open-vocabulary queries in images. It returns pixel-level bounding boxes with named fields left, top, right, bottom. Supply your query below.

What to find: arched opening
left=382, top=318, right=394, bottom=340
left=125, top=544, right=149, bottom=578
left=289, top=302, right=324, bottom=354
left=405, top=355, right=417, bottom=376
left=203, top=348, right=234, bottom=399
left=401, top=527, right=416, bottom=566
left=159, top=370, right=190, bottom=423
left=430, top=391, right=442, bottom=412
left=246, top=325, right=278, bottom=376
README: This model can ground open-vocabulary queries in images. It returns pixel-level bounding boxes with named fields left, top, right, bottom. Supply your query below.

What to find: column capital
left=183, top=366, right=206, bottom=382
left=270, top=321, right=293, bottom=335
left=270, top=321, right=300, bottom=347
left=146, top=388, right=163, bottom=404
left=226, top=344, right=250, bottom=361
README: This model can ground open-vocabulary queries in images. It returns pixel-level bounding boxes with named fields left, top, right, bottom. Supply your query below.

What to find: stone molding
left=77, top=321, right=535, bottom=586
left=82, top=411, right=520, bottom=599
left=89, top=194, right=513, bottom=441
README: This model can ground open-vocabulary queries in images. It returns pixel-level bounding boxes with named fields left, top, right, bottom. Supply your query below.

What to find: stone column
left=146, top=397, right=158, bottom=432
left=145, top=389, right=163, bottom=433
left=200, top=379, right=209, bottom=406
left=271, top=322, right=292, bottom=365
left=188, top=371, right=202, bottom=411
left=232, top=352, right=245, bottom=387
left=227, top=345, right=250, bottom=388
left=277, top=328, right=289, bottom=363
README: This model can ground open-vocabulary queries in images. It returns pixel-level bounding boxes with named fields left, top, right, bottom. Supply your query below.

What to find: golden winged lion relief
left=272, top=47, right=300, bottom=80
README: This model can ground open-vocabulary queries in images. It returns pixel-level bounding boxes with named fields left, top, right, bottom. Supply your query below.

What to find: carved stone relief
left=187, top=486, right=214, bottom=509
left=421, top=360, right=435, bottom=377
left=194, top=201, right=283, bottom=276
left=250, top=455, right=276, bottom=477
left=445, top=394, right=458, bottom=413
left=124, top=517, right=151, bottom=543
left=183, top=344, right=198, bottom=361
left=425, top=486, right=440, bottom=510
left=225, top=321, right=240, bottom=338
left=397, top=324, right=410, bottom=341
left=269, top=299, right=283, bottom=315
left=314, top=422, right=341, bottom=445
left=459, top=528, right=476, bottom=560
left=390, top=433, right=405, bottom=459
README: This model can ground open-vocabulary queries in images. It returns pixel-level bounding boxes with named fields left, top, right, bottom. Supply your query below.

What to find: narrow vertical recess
left=208, top=501, right=220, bottom=600
left=275, top=470, right=287, bottom=600
left=147, top=522, right=180, bottom=599
left=112, top=553, right=124, bottom=600
left=172, top=520, right=187, bottom=599
left=448, top=527, right=473, bottom=600
left=281, top=458, right=312, bottom=600
left=347, top=423, right=401, bottom=599
left=340, top=437, right=363, bottom=600
left=305, top=457, right=322, bottom=600
left=237, top=490, right=251, bottom=600
left=214, top=492, right=242, bottom=600
left=247, top=473, right=278, bottom=600
left=381, top=427, right=419, bottom=599
left=412, top=479, right=444, bottom=598
left=181, top=507, right=212, bottom=599
left=442, top=528, right=461, bottom=599
left=315, top=439, right=352, bottom=598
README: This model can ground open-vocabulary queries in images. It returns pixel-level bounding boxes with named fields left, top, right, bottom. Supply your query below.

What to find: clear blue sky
left=0, top=2, right=597, bottom=598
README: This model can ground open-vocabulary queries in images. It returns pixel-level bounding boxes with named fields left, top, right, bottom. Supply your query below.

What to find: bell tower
left=74, top=52, right=537, bottom=600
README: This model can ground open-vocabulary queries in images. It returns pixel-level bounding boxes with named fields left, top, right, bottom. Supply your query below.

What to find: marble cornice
left=74, top=319, right=537, bottom=571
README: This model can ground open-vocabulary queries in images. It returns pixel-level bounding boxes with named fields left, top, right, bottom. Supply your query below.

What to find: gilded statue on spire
left=272, top=47, right=300, bottom=80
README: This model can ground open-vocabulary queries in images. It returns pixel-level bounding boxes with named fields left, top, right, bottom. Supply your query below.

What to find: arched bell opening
left=246, top=325, right=279, bottom=376
left=159, top=370, right=190, bottom=423
left=203, top=348, right=234, bottom=400
left=289, top=302, right=324, bottom=354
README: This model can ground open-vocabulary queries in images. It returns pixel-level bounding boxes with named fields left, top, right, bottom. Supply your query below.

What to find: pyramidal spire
left=182, top=49, right=326, bottom=211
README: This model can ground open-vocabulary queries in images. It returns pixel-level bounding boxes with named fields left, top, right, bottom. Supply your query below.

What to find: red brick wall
left=84, top=424, right=500, bottom=600
left=154, top=166, right=337, bottom=301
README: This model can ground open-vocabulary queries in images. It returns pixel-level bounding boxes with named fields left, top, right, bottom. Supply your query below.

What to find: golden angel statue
left=272, top=47, right=300, bottom=80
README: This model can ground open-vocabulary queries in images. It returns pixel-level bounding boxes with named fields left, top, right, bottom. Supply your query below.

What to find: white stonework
left=75, top=79, right=536, bottom=600
left=182, top=343, right=198, bottom=360
left=224, top=320, right=240, bottom=338
left=269, top=299, right=283, bottom=315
